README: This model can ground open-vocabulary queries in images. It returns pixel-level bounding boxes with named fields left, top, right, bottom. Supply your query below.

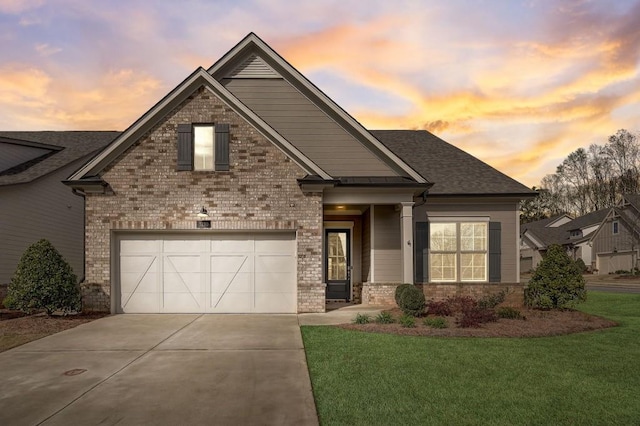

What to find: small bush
left=423, top=317, right=447, bottom=329
left=448, top=296, right=477, bottom=313
left=398, top=285, right=426, bottom=317
left=399, top=314, right=415, bottom=328
left=375, top=311, right=395, bottom=324
left=426, top=300, right=452, bottom=316
left=4, top=239, right=80, bottom=315
left=497, top=306, right=525, bottom=320
left=525, top=244, right=586, bottom=309
left=477, top=290, right=507, bottom=310
left=353, top=313, right=371, bottom=324
left=458, top=307, right=498, bottom=328
left=394, top=284, right=413, bottom=306
left=575, top=258, right=587, bottom=273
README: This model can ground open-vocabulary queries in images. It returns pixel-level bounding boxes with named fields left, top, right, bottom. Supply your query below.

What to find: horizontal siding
left=373, top=205, right=401, bottom=282
left=414, top=201, right=519, bottom=283
left=226, top=54, right=279, bottom=78
left=0, top=159, right=86, bottom=284
left=223, top=78, right=397, bottom=177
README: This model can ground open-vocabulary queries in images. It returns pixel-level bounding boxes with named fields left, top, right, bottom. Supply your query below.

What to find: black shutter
left=489, top=222, right=501, bottom=282
left=177, top=124, right=193, bottom=171
left=215, top=124, right=230, bottom=171
left=415, top=222, right=429, bottom=283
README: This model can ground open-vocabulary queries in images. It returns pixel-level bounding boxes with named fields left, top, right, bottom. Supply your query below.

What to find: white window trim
left=429, top=220, right=489, bottom=283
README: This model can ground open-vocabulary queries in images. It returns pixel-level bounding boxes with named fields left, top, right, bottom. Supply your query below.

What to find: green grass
left=301, top=292, right=640, bottom=425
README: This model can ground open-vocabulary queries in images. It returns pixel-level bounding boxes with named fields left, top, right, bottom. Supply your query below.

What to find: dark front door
left=325, top=229, right=351, bottom=300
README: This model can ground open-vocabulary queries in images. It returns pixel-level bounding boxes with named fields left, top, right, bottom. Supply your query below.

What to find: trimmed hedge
left=398, top=285, right=426, bottom=317
left=394, top=283, right=413, bottom=306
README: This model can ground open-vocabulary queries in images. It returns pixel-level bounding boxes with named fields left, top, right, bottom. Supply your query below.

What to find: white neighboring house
left=520, top=209, right=610, bottom=272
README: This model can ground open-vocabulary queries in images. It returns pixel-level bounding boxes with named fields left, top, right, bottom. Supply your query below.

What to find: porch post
left=400, top=202, right=414, bottom=284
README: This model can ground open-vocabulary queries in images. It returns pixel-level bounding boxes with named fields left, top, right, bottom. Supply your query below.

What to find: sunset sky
left=1, top=0, right=639, bottom=187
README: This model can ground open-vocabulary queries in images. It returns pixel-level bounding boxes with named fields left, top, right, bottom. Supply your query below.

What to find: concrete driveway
left=0, top=314, right=318, bottom=426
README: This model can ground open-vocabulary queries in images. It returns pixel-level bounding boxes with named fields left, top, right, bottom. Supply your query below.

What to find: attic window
left=613, top=221, right=619, bottom=235
left=177, top=123, right=229, bottom=171
left=194, top=125, right=215, bottom=170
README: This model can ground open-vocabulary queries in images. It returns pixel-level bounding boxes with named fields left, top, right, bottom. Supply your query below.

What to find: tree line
left=521, top=129, right=640, bottom=223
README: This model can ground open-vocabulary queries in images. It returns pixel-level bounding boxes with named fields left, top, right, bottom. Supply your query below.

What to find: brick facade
left=361, top=282, right=525, bottom=307
left=83, top=87, right=325, bottom=312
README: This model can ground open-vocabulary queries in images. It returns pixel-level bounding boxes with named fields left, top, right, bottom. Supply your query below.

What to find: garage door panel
left=121, top=240, right=159, bottom=253
left=210, top=237, right=253, bottom=252
left=254, top=292, right=296, bottom=313
left=255, top=273, right=295, bottom=293
left=210, top=292, right=252, bottom=312
left=210, top=272, right=252, bottom=294
left=210, top=255, right=250, bottom=273
left=163, top=292, right=203, bottom=312
left=255, top=235, right=293, bottom=252
left=255, top=255, right=295, bottom=273
left=163, top=240, right=207, bottom=253
left=119, top=233, right=296, bottom=313
left=122, top=292, right=159, bottom=313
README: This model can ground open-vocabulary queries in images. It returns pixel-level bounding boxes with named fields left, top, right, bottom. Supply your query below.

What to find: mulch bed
left=338, top=308, right=617, bottom=338
left=0, top=311, right=109, bottom=335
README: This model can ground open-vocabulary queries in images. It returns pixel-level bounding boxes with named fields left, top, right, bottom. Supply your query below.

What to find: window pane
left=430, top=223, right=457, bottom=251
left=194, top=125, right=214, bottom=170
left=430, top=253, right=456, bottom=281
left=461, top=253, right=486, bottom=281
left=327, top=232, right=347, bottom=280
left=461, top=223, right=487, bottom=251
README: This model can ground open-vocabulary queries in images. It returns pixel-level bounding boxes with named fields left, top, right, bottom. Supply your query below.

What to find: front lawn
left=301, top=292, right=640, bottom=425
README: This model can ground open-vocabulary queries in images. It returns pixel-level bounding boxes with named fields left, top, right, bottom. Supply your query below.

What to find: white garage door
left=597, top=252, right=633, bottom=275
left=118, top=233, right=296, bottom=313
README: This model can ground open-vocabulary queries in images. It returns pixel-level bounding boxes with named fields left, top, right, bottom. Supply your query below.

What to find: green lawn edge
left=301, top=291, right=640, bottom=426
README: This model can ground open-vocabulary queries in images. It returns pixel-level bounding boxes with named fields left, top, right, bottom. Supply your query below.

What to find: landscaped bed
left=339, top=307, right=617, bottom=337
left=0, top=311, right=108, bottom=352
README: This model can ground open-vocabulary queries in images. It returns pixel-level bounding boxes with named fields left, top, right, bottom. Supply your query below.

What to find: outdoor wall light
left=197, top=206, right=209, bottom=218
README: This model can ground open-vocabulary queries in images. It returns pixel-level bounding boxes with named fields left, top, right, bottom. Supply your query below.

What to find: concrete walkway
left=0, top=314, right=318, bottom=426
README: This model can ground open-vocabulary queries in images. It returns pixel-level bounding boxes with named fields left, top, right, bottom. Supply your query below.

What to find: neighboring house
left=63, top=33, right=534, bottom=314
left=0, top=132, right=119, bottom=291
left=520, top=209, right=609, bottom=272
left=589, top=194, right=640, bottom=274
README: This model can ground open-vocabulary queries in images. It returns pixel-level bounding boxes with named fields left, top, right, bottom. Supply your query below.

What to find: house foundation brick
left=84, top=87, right=325, bottom=313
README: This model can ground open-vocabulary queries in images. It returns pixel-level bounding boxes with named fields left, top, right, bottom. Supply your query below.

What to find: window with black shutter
left=176, top=123, right=230, bottom=171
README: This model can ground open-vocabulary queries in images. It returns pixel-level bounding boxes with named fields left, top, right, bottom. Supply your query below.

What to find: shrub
left=525, top=244, right=587, bottom=309
left=375, top=311, right=395, bottom=324
left=426, top=300, right=452, bottom=316
left=424, top=317, right=447, bottom=329
left=4, top=239, right=81, bottom=315
left=399, top=314, right=415, bottom=328
left=497, top=306, right=525, bottom=320
left=448, top=296, right=477, bottom=313
left=458, top=306, right=498, bottom=328
left=575, top=258, right=587, bottom=273
left=353, top=313, right=371, bottom=324
left=398, top=285, right=426, bottom=317
left=394, top=283, right=413, bottom=306
left=477, top=290, right=507, bottom=310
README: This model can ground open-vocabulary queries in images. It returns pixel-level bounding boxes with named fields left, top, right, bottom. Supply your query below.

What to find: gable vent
left=226, top=53, right=280, bottom=79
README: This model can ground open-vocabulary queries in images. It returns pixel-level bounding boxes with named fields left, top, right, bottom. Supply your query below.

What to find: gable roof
left=209, top=33, right=426, bottom=183
left=0, top=131, right=119, bottom=186
left=523, top=208, right=610, bottom=248
left=373, top=130, right=535, bottom=196
left=67, top=68, right=332, bottom=182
